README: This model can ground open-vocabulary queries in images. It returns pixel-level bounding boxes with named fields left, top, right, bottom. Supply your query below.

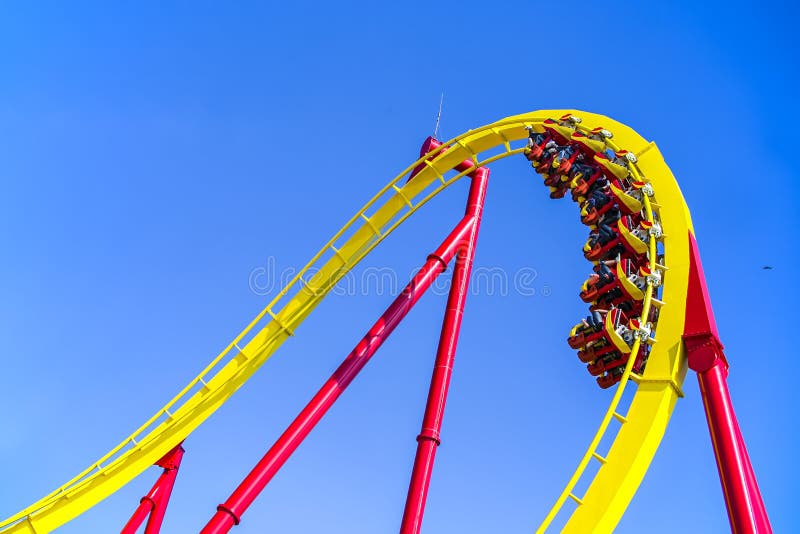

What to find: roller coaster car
left=542, top=162, right=569, bottom=187
left=578, top=174, right=642, bottom=219
left=549, top=183, right=570, bottom=199
left=618, top=216, right=650, bottom=255
left=525, top=128, right=554, bottom=164
left=597, top=369, right=623, bottom=389
left=593, top=151, right=630, bottom=181
left=590, top=296, right=651, bottom=321
left=535, top=149, right=558, bottom=175
left=572, top=308, right=633, bottom=360
left=569, top=330, right=598, bottom=351
left=571, top=128, right=608, bottom=155
left=593, top=288, right=641, bottom=312
left=542, top=116, right=577, bottom=144
left=579, top=262, right=616, bottom=303
left=578, top=340, right=620, bottom=363
left=582, top=259, right=648, bottom=306
left=608, top=179, right=644, bottom=215
left=598, top=206, right=622, bottom=227
left=583, top=223, right=619, bottom=260
left=580, top=190, right=615, bottom=225
left=620, top=264, right=649, bottom=300
left=595, top=350, right=647, bottom=389
left=570, top=163, right=605, bottom=200
left=552, top=144, right=581, bottom=174
left=567, top=311, right=606, bottom=349
left=584, top=217, right=649, bottom=261
left=587, top=352, right=629, bottom=376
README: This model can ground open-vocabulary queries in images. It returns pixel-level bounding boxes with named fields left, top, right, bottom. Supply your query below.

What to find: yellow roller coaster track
left=1, top=110, right=693, bottom=533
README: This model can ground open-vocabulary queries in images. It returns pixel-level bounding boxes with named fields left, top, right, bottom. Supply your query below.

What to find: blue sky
left=1, top=1, right=797, bottom=532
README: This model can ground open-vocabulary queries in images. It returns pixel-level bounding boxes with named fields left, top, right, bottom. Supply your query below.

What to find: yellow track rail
left=1, top=111, right=693, bottom=533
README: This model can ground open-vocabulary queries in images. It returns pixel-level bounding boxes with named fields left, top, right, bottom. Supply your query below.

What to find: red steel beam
left=683, top=232, right=771, bottom=533
left=121, top=443, right=185, bottom=534
left=201, top=154, right=489, bottom=533
left=400, top=166, right=488, bottom=534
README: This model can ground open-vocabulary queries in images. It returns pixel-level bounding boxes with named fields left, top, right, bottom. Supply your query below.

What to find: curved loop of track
left=1, top=110, right=693, bottom=533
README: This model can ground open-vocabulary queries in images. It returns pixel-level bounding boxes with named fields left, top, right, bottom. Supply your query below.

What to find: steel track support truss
left=201, top=140, right=489, bottom=533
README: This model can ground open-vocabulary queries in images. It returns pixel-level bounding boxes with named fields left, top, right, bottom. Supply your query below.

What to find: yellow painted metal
left=609, top=181, right=644, bottom=214
left=532, top=112, right=693, bottom=533
left=617, top=262, right=645, bottom=302
left=618, top=218, right=650, bottom=255
left=604, top=312, right=634, bottom=355
left=0, top=110, right=692, bottom=533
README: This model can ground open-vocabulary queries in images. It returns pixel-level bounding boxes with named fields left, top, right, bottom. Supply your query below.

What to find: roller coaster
left=1, top=110, right=771, bottom=533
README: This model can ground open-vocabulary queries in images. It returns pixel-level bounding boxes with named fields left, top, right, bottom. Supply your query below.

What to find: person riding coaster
left=575, top=308, right=636, bottom=362
left=579, top=260, right=618, bottom=301
left=570, top=162, right=606, bottom=200
left=588, top=290, right=662, bottom=326
left=524, top=126, right=555, bottom=164
left=567, top=308, right=609, bottom=349
left=580, top=258, right=648, bottom=306
left=534, top=148, right=572, bottom=198
left=540, top=148, right=572, bottom=187
left=551, top=143, right=582, bottom=174
left=580, top=179, right=643, bottom=225
left=579, top=187, right=615, bottom=225
left=568, top=307, right=631, bottom=354
left=583, top=215, right=650, bottom=262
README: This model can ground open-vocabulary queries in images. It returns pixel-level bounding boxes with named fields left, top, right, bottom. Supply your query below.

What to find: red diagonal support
left=683, top=232, right=771, bottom=533
left=121, top=443, right=185, bottom=534
left=400, top=165, right=488, bottom=534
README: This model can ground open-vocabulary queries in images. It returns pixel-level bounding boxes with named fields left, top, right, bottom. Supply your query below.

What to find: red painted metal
left=400, top=166, right=489, bottom=534
left=121, top=443, right=185, bottom=534
left=408, top=136, right=482, bottom=182
left=683, top=232, right=771, bottom=533
left=201, top=150, right=489, bottom=533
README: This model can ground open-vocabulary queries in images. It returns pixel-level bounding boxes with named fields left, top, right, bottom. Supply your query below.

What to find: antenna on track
left=433, top=92, right=444, bottom=140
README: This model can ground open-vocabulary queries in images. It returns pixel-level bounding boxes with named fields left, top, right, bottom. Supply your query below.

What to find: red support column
left=201, top=164, right=486, bottom=533
left=400, top=167, right=489, bottom=534
left=121, top=443, right=185, bottom=534
left=683, top=233, right=771, bottom=534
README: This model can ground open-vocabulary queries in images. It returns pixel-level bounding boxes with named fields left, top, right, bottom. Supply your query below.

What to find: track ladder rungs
left=422, top=159, right=447, bottom=184
left=234, top=343, right=250, bottom=360
left=300, top=277, right=320, bottom=297
left=592, top=452, right=608, bottom=465
left=391, top=184, right=414, bottom=209
left=267, top=309, right=295, bottom=336
left=489, top=127, right=511, bottom=152
left=329, top=245, right=349, bottom=266
left=613, top=411, right=628, bottom=424
left=456, top=138, right=478, bottom=162
left=360, top=213, right=382, bottom=236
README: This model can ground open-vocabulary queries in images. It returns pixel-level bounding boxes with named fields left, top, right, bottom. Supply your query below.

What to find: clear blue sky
left=1, top=1, right=797, bottom=532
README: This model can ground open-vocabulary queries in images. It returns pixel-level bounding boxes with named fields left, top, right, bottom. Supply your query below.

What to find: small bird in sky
left=762, top=266, right=773, bottom=270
